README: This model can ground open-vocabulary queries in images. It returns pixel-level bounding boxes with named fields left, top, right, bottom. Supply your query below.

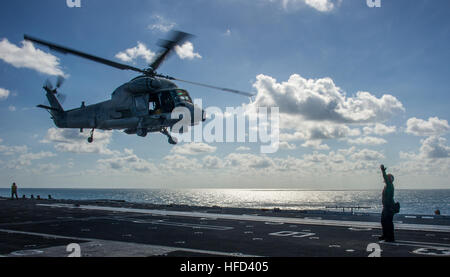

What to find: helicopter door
left=133, top=95, right=149, bottom=117
left=159, top=91, right=175, bottom=113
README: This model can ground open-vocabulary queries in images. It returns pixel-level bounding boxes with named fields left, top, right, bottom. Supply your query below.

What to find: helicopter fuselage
left=46, top=76, right=205, bottom=141
left=27, top=32, right=248, bottom=145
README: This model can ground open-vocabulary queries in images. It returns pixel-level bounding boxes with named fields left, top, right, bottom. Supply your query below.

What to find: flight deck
left=0, top=197, right=449, bottom=257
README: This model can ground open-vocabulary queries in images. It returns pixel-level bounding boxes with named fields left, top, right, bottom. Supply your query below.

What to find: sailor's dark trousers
left=381, top=208, right=395, bottom=241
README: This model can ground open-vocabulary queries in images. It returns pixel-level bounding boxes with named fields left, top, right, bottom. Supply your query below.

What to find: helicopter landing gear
left=161, top=128, right=178, bottom=145
left=137, top=128, right=148, bottom=137
left=168, top=136, right=178, bottom=145
left=87, top=128, right=94, bottom=143
left=136, top=118, right=148, bottom=138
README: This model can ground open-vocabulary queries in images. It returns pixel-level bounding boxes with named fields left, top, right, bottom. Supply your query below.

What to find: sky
left=0, top=0, right=449, bottom=189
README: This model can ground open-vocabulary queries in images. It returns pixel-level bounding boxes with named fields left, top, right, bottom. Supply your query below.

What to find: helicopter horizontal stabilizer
left=36, top=104, right=63, bottom=112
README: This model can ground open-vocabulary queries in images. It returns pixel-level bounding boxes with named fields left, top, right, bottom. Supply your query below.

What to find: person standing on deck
left=11, top=182, right=18, bottom=200
left=379, top=164, right=396, bottom=242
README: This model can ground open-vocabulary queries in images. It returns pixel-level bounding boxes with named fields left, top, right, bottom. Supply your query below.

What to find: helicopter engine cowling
left=123, top=77, right=173, bottom=94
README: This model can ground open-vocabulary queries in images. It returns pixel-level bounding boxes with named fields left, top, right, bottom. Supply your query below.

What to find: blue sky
left=0, top=0, right=449, bottom=189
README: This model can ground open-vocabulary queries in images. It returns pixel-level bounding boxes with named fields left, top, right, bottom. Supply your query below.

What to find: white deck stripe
left=381, top=240, right=450, bottom=249
left=38, top=204, right=450, bottom=233
left=0, top=228, right=257, bottom=257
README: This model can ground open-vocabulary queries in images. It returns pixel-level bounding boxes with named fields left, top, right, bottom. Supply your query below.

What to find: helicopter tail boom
left=38, top=88, right=66, bottom=128
left=45, top=89, right=64, bottom=113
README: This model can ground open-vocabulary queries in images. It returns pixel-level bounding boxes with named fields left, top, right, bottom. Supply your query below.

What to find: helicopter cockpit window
left=134, top=96, right=147, bottom=111
left=171, top=89, right=192, bottom=104
left=159, top=91, right=175, bottom=113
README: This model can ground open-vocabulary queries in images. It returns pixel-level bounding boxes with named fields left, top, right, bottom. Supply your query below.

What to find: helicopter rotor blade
left=26, top=33, right=254, bottom=98
left=150, top=30, right=193, bottom=72
left=24, top=35, right=146, bottom=74
left=44, top=79, right=53, bottom=91
left=156, top=74, right=255, bottom=97
left=56, top=75, right=65, bottom=89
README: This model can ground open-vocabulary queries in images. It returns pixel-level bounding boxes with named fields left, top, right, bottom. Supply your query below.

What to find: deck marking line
left=0, top=228, right=258, bottom=257
left=37, top=204, right=450, bottom=233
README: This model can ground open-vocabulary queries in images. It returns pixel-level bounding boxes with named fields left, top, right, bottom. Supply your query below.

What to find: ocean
left=0, top=188, right=448, bottom=216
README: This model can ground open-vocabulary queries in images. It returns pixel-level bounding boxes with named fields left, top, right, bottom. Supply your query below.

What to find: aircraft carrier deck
left=1, top=196, right=449, bottom=258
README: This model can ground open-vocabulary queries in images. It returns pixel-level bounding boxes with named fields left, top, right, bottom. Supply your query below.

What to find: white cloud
left=406, top=117, right=450, bottom=137
left=115, top=40, right=201, bottom=64
left=98, top=149, right=156, bottom=173
left=19, top=151, right=56, bottom=161
left=148, top=15, right=176, bottom=33
left=269, top=0, right=339, bottom=12
left=301, top=140, right=329, bottom=150
left=347, top=136, right=387, bottom=146
left=31, top=163, right=60, bottom=174
left=8, top=105, right=16, bottom=112
left=9, top=151, right=56, bottom=169
left=280, top=123, right=360, bottom=141
left=0, top=138, right=56, bottom=169
left=0, top=139, right=28, bottom=156
left=279, top=141, right=297, bottom=150
left=143, top=145, right=394, bottom=187
left=219, top=146, right=384, bottom=174
left=0, top=38, right=65, bottom=76
left=0, top=88, right=10, bottom=100
left=420, top=136, right=450, bottom=159
left=350, top=149, right=385, bottom=161
left=175, top=42, right=202, bottom=60
left=115, top=42, right=156, bottom=64
left=243, top=73, right=403, bottom=151
left=203, top=155, right=224, bottom=169
left=304, top=0, right=335, bottom=12
left=363, top=123, right=396, bottom=136
left=236, top=146, right=251, bottom=151
left=163, top=154, right=201, bottom=170
left=396, top=137, right=450, bottom=177
left=225, top=153, right=275, bottom=169
left=250, top=74, right=404, bottom=124
left=171, top=142, right=216, bottom=155
left=41, top=128, right=115, bottom=155
left=391, top=118, right=450, bottom=178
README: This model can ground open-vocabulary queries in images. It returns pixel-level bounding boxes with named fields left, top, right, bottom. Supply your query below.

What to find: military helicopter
left=24, top=31, right=253, bottom=145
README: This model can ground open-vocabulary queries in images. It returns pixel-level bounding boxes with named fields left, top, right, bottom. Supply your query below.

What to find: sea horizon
left=1, top=188, right=448, bottom=216
left=2, top=187, right=450, bottom=191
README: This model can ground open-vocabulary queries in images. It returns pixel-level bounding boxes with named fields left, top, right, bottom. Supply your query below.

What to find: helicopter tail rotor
left=43, top=75, right=67, bottom=104
left=43, top=79, right=54, bottom=92
left=56, top=75, right=65, bottom=89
